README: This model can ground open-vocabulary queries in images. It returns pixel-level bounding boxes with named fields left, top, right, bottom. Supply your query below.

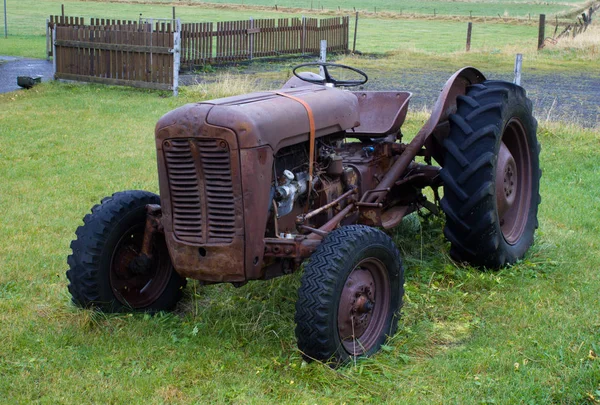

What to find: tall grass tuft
left=550, top=23, right=600, bottom=58
left=188, top=73, right=264, bottom=100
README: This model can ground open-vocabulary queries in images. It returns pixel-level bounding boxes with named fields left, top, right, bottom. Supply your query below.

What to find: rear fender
left=420, top=67, right=486, bottom=165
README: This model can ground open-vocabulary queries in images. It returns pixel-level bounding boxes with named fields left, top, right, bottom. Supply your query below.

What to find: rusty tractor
left=67, top=63, right=540, bottom=365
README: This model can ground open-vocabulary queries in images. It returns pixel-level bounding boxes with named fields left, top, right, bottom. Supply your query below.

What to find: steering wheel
left=292, top=62, right=368, bottom=87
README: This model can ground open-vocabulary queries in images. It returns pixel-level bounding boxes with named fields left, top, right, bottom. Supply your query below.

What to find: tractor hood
left=154, top=85, right=360, bottom=283
left=156, top=85, right=360, bottom=152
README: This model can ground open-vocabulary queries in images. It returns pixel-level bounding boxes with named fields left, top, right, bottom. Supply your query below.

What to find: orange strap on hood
left=274, top=91, right=316, bottom=212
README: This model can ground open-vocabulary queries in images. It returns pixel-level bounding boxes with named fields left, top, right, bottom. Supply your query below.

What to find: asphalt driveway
left=0, top=56, right=54, bottom=93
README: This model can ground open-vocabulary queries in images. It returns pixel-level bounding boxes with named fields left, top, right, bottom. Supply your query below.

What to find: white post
left=249, top=17, right=254, bottom=60
left=513, top=53, right=522, bottom=85
left=172, top=18, right=181, bottom=97
left=319, top=39, right=327, bottom=77
left=52, top=26, right=57, bottom=79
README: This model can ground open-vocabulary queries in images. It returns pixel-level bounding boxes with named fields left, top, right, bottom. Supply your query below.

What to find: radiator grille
left=197, top=139, right=236, bottom=243
left=164, top=138, right=235, bottom=244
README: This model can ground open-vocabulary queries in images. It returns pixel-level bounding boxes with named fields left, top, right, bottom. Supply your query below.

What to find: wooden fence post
left=513, top=53, right=522, bottom=85
left=466, top=22, right=472, bottom=51
left=538, top=14, right=545, bottom=50
left=352, top=12, right=358, bottom=53
left=61, top=4, right=64, bottom=17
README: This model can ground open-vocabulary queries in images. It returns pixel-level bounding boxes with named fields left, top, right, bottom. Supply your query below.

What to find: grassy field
left=53, top=0, right=583, bottom=18
left=0, top=0, right=570, bottom=58
left=0, top=76, right=599, bottom=403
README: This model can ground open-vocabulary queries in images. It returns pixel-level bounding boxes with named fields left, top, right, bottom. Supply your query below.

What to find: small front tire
left=295, top=225, right=404, bottom=365
left=66, top=190, right=186, bottom=312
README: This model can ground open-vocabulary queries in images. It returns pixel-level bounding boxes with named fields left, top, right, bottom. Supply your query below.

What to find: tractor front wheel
left=295, top=225, right=404, bottom=365
left=66, top=190, right=186, bottom=312
left=441, top=80, right=541, bottom=268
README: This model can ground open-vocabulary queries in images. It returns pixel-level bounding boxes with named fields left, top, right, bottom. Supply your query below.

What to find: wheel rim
left=109, top=224, right=172, bottom=308
left=337, top=258, right=391, bottom=356
left=495, top=118, right=532, bottom=245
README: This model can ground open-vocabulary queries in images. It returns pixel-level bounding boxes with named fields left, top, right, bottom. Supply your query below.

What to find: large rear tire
left=67, top=190, right=186, bottom=312
left=295, top=225, right=404, bottom=366
left=440, top=80, right=541, bottom=268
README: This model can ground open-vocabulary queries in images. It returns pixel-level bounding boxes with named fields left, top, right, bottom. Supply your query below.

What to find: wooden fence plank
left=53, top=15, right=349, bottom=87
left=55, top=40, right=172, bottom=54
left=55, top=73, right=171, bottom=90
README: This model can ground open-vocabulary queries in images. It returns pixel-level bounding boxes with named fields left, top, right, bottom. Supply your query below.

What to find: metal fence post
left=52, top=26, right=57, bottom=79
left=172, top=18, right=181, bottom=97
left=319, top=39, right=326, bottom=76
left=513, top=53, right=522, bottom=85
left=46, top=19, right=50, bottom=60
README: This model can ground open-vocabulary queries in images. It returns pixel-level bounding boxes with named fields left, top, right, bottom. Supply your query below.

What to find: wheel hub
left=496, top=141, right=517, bottom=219
left=109, top=225, right=171, bottom=308
left=337, top=257, right=391, bottom=356
left=338, top=269, right=375, bottom=340
left=495, top=118, right=532, bottom=245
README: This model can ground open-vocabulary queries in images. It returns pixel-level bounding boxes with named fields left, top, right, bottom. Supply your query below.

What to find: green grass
left=1, top=80, right=599, bottom=403
left=69, top=0, right=582, bottom=18
left=0, top=0, right=575, bottom=58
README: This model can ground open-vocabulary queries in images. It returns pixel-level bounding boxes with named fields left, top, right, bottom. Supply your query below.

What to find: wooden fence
left=48, top=16, right=141, bottom=57
left=49, top=15, right=350, bottom=66
left=53, top=22, right=179, bottom=93
left=542, top=3, right=599, bottom=47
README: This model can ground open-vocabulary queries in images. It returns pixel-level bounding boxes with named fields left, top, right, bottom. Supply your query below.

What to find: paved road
left=0, top=56, right=54, bottom=93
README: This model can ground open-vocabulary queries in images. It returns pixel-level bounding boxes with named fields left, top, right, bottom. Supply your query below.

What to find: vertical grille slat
left=197, top=139, right=236, bottom=242
left=164, top=138, right=236, bottom=244
left=164, top=139, right=203, bottom=243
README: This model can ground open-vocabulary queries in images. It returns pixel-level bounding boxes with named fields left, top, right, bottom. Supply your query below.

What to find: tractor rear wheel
left=440, top=80, right=541, bottom=268
left=295, top=225, right=404, bottom=365
left=67, top=190, right=186, bottom=312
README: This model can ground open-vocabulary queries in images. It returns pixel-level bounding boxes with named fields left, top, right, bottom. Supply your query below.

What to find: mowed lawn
left=0, top=81, right=599, bottom=403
